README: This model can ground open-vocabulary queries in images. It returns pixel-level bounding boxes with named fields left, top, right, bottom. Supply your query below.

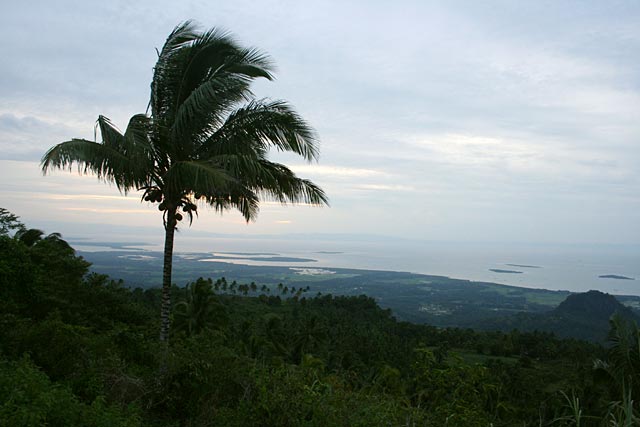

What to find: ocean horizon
left=70, top=232, right=640, bottom=297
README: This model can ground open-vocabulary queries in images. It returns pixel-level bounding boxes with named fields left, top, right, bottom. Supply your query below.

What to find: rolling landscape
left=2, top=1, right=640, bottom=426
left=3, top=215, right=639, bottom=426
left=79, top=247, right=640, bottom=343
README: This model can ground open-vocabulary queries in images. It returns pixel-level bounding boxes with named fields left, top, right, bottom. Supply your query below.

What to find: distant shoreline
left=74, top=242, right=640, bottom=296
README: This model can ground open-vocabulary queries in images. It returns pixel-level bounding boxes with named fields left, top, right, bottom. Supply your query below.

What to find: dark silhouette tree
left=0, top=207, right=25, bottom=236
left=41, top=21, right=328, bottom=341
left=14, top=228, right=72, bottom=252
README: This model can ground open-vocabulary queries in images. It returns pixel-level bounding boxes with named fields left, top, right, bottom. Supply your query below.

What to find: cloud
left=408, top=133, right=537, bottom=169
left=290, top=164, right=388, bottom=178
left=61, top=207, right=150, bottom=214
left=0, top=113, right=79, bottom=161
left=404, top=130, right=634, bottom=183
left=44, top=194, right=138, bottom=202
left=1, top=1, right=639, bottom=244
left=355, top=184, right=415, bottom=192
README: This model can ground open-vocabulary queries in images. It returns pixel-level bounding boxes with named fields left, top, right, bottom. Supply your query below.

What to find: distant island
left=506, top=263, right=542, bottom=269
left=599, top=274, right=635, bottom=280
left=490, top=269, right=523, bottom=274
left=315, top=251, right=344, bottom=254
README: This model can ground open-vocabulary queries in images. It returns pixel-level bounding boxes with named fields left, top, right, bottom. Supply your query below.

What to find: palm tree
left=593, top=314, right=640, bottom=425
left=41, top=21, right=328, bottom=341
left=14, top=228, right=71, bottom=250
left=594, top=314, right=640, bottom=397
left=292, top=315, right=327, bottom=363
left=173, top=278, right=228, bottom=336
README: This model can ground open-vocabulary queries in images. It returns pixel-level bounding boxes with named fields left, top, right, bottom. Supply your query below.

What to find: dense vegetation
left=1, top=211, right=639, bottom=425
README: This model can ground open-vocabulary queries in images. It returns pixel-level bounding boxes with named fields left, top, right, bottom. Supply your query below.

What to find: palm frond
left=161, top=20, right=200, bottom=54
left=252, top=160, right=329, bottom=206
left=206, top=155, right=328, bottom=207
left=604, top=313, right=640, bottom=392
left=168, top=29, right=273, bottom=148
left=225, top=47, right=274, bottom=80
left=209, top=154, right=265, bottom=177
left=123, top=114, right=157, bottom=181
left=14, top=228, right=45, bottom=247
left=124, top=114, right=152, bottom=149
left=41, top=139, right=143, bottom=192
left=171, top=75, right=251, bottom=150
left=206, top=187, right=260, bottom=222
left=206, top=100, right=319, bottom=161
left=151, top=21, right=199, bottom=121
left=172, top=28, right=245, bottom=113
left=164, top=159, right=261, bottom=222
left=97, top=115, right=124, bottom=147
left=163, top=160, right=233, bottom=198
left=179, top=29, right=273, bottom=98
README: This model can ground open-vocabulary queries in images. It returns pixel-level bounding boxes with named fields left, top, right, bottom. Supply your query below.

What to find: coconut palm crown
left=41, top=21, right=329, bottom=341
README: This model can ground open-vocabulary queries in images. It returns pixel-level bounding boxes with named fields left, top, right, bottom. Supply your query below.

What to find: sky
left=1, top=0, right=639, bottom=248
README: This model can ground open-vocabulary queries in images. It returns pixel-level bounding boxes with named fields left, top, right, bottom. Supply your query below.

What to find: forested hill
left=557, top=290, right=639, bottom=319
left=2, top=215, right=640, bottom=425
left=477, top=290, right=640, bottom=342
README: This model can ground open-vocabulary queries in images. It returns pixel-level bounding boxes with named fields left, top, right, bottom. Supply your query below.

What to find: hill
left=477, top=290, right=640, bottom=342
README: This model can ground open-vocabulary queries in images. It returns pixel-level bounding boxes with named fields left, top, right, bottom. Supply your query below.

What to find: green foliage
left=160, top=332, right=249, bottom=421
left=0, top=357, right=140, bottom=427
left=590, top=314, right=640, bottom=425
left=594, top=314, right=640, bottom=394
left=605, top=387, right=640, bottom=427
left=173, top=278, right=228, bottom=337
left=0, top=236, right=35, bottom=313
left=3, top=211, right=639, bottom=426
left=410, top=347, right=494, bottom=426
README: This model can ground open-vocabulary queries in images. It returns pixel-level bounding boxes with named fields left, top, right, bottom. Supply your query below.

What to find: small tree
left=0, top=207, right=25, bottom=236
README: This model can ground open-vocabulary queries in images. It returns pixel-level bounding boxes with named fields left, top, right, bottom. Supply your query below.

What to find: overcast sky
left=1, top=0, right=639, bottom=246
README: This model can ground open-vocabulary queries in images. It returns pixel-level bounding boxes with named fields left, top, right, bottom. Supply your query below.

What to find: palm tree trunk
left=159, top=207, right=176, bottom=342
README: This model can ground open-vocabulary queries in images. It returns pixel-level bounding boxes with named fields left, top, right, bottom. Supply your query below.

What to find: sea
left=72, top=232, right=640, bottom=297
